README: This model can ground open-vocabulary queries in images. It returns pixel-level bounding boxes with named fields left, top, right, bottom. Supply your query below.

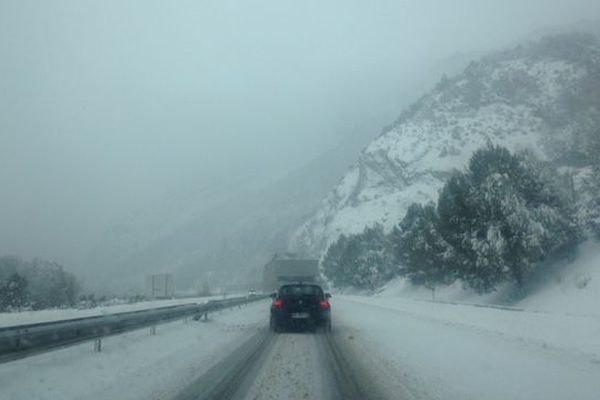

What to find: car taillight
left=319, top=299, right=330, bottom=309
left=273, top=298, right=284, bottom=309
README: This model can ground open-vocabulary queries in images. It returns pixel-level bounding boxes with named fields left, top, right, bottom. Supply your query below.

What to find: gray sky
left=1, top=0, right=599, bottom=268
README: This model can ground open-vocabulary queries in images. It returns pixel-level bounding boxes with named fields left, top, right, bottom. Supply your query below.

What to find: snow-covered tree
left=321, top=234, right=350, bottom=288
left=0, top=256, right=80, bottom=310
left=0, top=273, right=28, bottom=311
left=322, top=225, right=397, bottom=291
left=437, top=144, right=581, bottom=292
left=323, top=144, right=582, bottom=294
left=393, top=203, right=456, bottom=291
left=581, top=127, right=600, bottom=237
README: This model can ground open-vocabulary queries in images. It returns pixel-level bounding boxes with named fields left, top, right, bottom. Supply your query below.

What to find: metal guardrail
left=0, top=294, right=269, bottom=363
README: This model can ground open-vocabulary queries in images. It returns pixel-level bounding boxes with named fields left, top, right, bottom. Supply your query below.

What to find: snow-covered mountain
left=291, top=32, right=600, bottom=257
left=80, top=52, right=478, bottom=294
left=80, top=128, right=379, bottom=294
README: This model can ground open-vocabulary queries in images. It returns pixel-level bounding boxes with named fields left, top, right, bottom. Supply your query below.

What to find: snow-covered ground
left=517, top=240, right=600, bottom=315
left=334, top=296, right=600, bottom=400
left=0, top=300, right=270, bottom=400
left=0, top=295, right=225, bottom=328
left=378, top=239, right=600, bottom=317
left=2, top=291, right=599, bottom=399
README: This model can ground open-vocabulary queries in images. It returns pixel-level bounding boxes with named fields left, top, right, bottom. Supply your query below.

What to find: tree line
left=0, top=256, right=79, bottom=312
left=322, top=144, right=586, bottom=294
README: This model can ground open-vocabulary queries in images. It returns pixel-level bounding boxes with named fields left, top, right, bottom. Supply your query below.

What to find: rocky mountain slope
left=291, top=32, right=600, bottom=257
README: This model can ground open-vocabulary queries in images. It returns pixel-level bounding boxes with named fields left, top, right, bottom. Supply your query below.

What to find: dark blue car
left=270, top=283, right=332, bottom=333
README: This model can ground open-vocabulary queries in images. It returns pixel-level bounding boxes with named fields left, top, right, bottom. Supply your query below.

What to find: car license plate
left=291, top=312, right=309, bottom=319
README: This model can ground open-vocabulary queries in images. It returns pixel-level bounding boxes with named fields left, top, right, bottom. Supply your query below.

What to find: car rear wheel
left=270, top=316, right=281, bottom=333
left=317, top=319, right=331, bottom=334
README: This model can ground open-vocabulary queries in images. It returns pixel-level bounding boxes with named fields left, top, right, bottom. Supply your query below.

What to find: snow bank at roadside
left=377, top=239, right=600, bottom=316
left=340, top=295, right=600, bottom=361
left=0, top=295, right=224, bottom=328
left=517, top=239, right=600, bottom=315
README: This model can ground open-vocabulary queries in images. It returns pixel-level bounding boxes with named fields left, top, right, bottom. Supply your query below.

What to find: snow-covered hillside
left=377, top=238, right=600, bottom=314
left=291, top=33, right=600, bottom=257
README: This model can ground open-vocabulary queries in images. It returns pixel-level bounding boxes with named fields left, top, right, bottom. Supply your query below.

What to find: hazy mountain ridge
left=79, top=54, right=472, bottom=294
left=81, top=130, right=377, bottom=293
left=291, top=32, right=600, bottom=257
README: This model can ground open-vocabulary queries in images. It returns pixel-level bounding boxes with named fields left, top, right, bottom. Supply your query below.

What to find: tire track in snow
left=173, top=327, right=384, bottom=400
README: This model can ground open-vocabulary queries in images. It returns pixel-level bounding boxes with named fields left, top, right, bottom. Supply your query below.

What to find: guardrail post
left=150, top=325, right=156, bottom=335
left=94, top=338, right=102, bottom=352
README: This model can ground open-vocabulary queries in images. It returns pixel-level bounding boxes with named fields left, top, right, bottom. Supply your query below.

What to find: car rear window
left=279, top=285, right=323, bottom=297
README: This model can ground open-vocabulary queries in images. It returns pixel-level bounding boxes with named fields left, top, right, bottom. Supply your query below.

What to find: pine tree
left=321, top=234, right=350, bottom=288
left=581, top=128, right=600, bottom=237
left=437, top=172, right=477, bottom=279
left=0, top=273, right=28, bottom=311
left=394, top=203, right=456, bottom=292
left=436, top=144, right=581, bottom=292
left=322, top=225, right=397, bottom=290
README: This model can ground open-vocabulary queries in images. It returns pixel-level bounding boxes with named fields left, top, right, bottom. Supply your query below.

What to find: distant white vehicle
left=248, top=289, right=257, bottom=297
left=263, top=253, right=319, bottom=292
left=145, top=274, right=175, bottom=299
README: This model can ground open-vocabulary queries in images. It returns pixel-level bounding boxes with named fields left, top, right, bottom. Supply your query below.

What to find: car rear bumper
left=271, top=310, right=330, bottom=328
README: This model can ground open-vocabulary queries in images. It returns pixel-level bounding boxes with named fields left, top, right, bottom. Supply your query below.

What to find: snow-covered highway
left=173, top=329, right=368, bottom=400
left=2, top=296, right=599, bottom=400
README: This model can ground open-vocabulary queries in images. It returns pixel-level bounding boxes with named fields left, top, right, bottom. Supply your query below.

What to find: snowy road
left=174, top=328, right=371, bottom=400
left=2, top=296, right=599, bottom=400
left=175, top=296, right=600, bottom=400
left=241, top=333, right=340, bottom=400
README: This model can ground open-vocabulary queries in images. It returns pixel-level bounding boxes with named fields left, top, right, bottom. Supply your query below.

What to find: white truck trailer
left=145, top=273, right=175, bottom=299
